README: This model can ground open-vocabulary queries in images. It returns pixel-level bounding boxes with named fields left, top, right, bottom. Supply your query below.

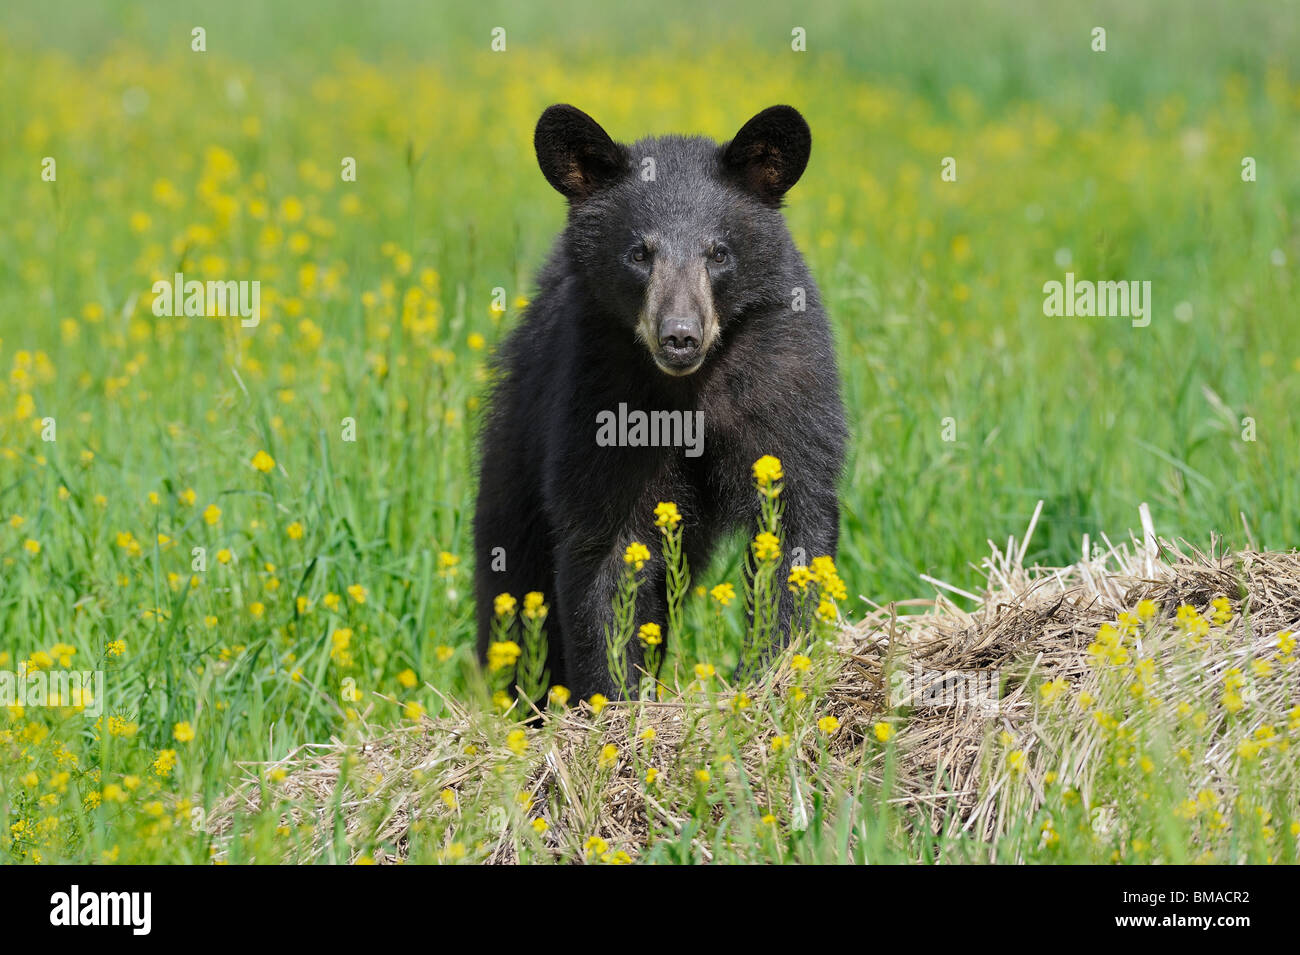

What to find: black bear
left=474, top=104, right=846, bottom=700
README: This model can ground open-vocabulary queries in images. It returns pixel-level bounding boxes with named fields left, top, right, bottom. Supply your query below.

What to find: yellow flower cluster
left=752, top=531, right=780, bottom=562
left=1222, top=668, right=1246, bottom=714
left=330, top=627, right=354, bottom=667
left=522, top=591, right=548, bottom=620
left=1209, top=596, right=1233, bottom=626
left=1039, top=677, right=1069, bottom=705
left=505, top=729, right=528, bottom=755
left=1175, top=604, right=1210, bottom=642
left=623, top=542, right=650, bottom=570
left=1086, top=622, right=1131, bottom=668
left=493, top=592, right=517, bottom=618
left=810, top=556, right=847, bottom=601
left=487, top=640, right=521, bottom=673
left=437, top=551, right=460, bottom=579
left=653, top=501, right=681, bottom=530
left=787, top=565, right=813, bottom=592
left=752, top=454, right=783, bottom=489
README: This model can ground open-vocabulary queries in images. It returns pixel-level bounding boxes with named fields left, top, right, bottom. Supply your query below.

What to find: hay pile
left=825, top=507, right=1300, bottom=845
left=209, top=504, right=1300, bottom=862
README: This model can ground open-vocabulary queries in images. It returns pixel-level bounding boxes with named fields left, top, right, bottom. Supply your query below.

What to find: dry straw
left=210, top=504, right=1300, bottom=862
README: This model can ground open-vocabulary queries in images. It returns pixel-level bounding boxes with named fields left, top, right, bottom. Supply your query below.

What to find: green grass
left=0, top=0, right=1297, bottom=863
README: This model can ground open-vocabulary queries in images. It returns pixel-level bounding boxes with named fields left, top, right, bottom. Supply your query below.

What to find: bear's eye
left=630, top=246, right=648, bottom=264
left=710, top=248, right=729, bottom=264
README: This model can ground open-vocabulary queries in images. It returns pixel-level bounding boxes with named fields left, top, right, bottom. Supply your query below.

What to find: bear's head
left=534, top=104, right=811, bottom=377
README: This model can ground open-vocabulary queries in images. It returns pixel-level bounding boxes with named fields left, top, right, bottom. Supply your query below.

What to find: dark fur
left=474, top=105, right=846, bottom=700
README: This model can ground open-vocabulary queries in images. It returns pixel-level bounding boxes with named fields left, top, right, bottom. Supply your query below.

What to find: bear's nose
left=659, top=316, right=702, bottom=357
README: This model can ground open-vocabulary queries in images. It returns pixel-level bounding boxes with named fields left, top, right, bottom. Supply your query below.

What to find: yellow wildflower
left=752, top=531, right=780, bottom=562
left=623, top=541, right=650, bottom=570
left=653, top=501, right=682, bottom=530
left=787, top=565, right=813, bottom=592
left=522, top=591, right=547, bottom=620
left=752, top=454, right=783, bottom=488
left=487, top=640, right=521, bottom=672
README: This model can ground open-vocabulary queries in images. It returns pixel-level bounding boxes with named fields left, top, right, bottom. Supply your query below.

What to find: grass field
left=1, top=0, right=1298, bottom=863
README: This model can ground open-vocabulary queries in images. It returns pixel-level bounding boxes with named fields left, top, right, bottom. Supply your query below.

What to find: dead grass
left=209, top=504, right=1300, bottom=862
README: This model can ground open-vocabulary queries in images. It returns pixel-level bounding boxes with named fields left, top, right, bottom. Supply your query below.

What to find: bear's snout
left=658, top=315, right=703, bottom=365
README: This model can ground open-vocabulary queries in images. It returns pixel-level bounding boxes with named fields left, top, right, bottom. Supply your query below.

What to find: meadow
left=1, top=0, right=1298, bottom=863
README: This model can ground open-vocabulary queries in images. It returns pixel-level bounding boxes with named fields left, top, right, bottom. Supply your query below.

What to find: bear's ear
left=722, top=105, right=811, bottom=205
left=534, top=104, right=629, bottom=201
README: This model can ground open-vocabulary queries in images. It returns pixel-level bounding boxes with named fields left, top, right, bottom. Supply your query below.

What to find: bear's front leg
left=553, top=533, right=667, bottom=702
left=780, top=486, right=841, bottom=630
left=738, top=474, right=841, bottom=679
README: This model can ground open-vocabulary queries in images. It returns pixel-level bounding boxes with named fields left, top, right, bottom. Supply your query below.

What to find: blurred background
left=2, top=0, right=1299, bottom=864
left=1, top=0, right=1298, bottom=628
